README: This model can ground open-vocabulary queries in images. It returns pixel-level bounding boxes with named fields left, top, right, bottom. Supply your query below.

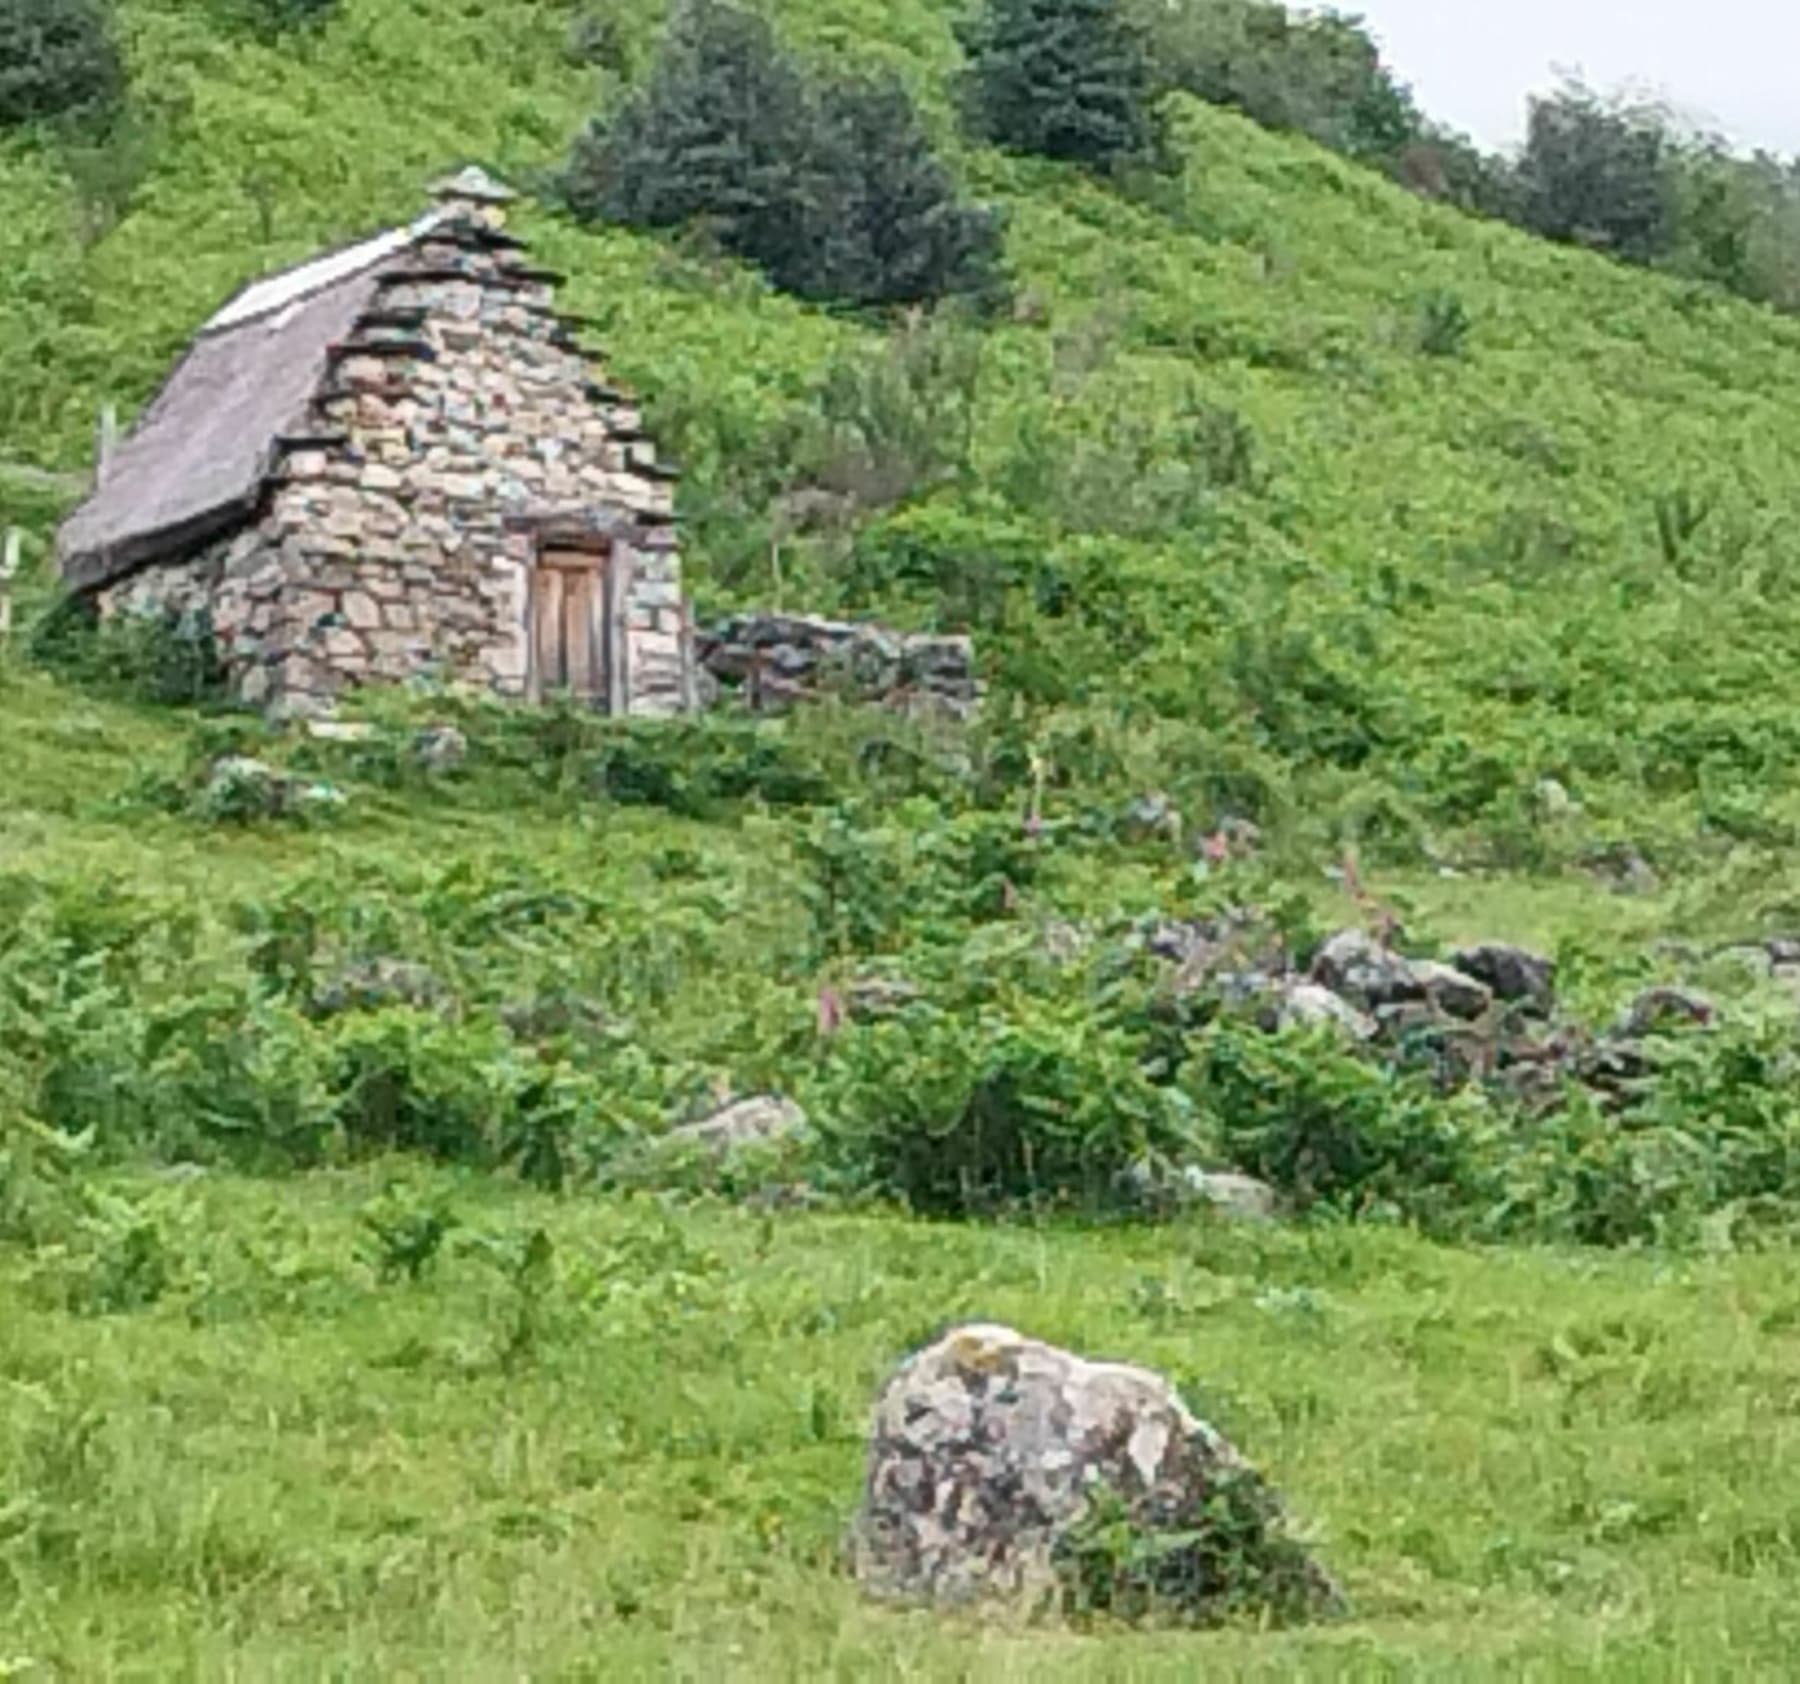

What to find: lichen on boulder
left=849, top=1323, right=1341, bottom=1626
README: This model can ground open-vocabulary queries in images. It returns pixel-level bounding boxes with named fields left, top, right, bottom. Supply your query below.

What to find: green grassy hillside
left=10, top=0, right=1800, bottom=1673
left=9, top=0, right=1800, bottom=872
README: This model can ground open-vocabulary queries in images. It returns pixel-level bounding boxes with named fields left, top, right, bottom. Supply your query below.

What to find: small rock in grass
left=1273, top=982, right=1377, bottom=1042
left=667, top=1094, right=807, bottom=1157
left=415, top=724, right=469, bottom=774
left=1618, top=987, right=1715, bottom=1038
left=1177, top=1167, right=1281, bottom=1222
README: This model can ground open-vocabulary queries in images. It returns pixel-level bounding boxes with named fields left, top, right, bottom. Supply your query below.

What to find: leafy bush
left=0, top=0, right=123, bottom=127
left=1056, top=1473, right=1337, bottom=1626
left=29, top=595, right=224, bottom=705
left=220, top=0, right=339, bottom=34
left=960, top=0, right=1163, bottom=169
left=814, top=980, right=1204, bottom=1216
left=1186, top=1022, right=1498, bottom=1229
left=586, top=718, right=838, bottom=815
left=561, top=0, right=1003, bottom=308
left=1417, top=289, right=1471, bottom=358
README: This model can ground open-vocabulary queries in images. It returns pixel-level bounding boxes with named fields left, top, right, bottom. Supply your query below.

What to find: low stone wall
left=698, top=614, right=979, bottom=717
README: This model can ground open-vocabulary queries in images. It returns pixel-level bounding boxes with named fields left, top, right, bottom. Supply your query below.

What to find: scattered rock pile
left=1141, top=912, right=1734, bottom=1112
left=850, top=1324, right=1341, bottom=1624
left=697, top=614, right=979, bottom=718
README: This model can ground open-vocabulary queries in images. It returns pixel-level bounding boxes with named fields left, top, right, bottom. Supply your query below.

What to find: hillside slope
left=8, top=0, right=1800, bottom=875
left=14, top=2, right=1800, bottom=1672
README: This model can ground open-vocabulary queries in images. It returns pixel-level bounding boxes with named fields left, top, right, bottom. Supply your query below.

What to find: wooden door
left=532, top=549, right=610, bottom=704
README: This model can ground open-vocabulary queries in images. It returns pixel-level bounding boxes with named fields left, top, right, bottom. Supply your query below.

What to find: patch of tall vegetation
left=559, top=0, right=1004, bottom=309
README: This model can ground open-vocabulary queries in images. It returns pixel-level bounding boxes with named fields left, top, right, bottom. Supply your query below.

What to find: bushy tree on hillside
left=1154, top=0, right=1416, bottom=165
left=960, top=0, right=1162, bottom=169
left=1516, top=83, right=1679, bottom=264
left=561, top=0, right=1002, bottom=309
left=805, top=73, right=1006, bottom=309
left=0, top=0, right=123, bottom=127
left=1392, top=121, right=1523, bottom=222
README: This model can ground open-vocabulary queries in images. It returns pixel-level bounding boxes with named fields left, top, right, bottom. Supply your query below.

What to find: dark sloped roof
left=58, top=214, right=445, bottom=593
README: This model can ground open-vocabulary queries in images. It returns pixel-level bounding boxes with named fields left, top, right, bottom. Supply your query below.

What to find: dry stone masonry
left=698, top=613, right=979, bottom=717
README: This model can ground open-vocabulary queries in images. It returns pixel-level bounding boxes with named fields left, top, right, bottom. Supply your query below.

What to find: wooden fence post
left=0, top=527, right=21, bottom=645
left=97, top=404, right=119, bottom=484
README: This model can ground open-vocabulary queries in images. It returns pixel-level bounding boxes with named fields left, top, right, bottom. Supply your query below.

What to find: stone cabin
left=56, top=167, right=693, bottom=718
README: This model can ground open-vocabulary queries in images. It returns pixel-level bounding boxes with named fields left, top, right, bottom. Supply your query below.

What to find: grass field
left=8, top=1166, right=1800, bottom=1680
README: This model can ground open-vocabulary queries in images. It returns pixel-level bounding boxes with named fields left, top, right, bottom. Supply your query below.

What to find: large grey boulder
left=1311, top=931, right=1491, bottom=1022
left=850, top=1324, right=1340, bottom=1624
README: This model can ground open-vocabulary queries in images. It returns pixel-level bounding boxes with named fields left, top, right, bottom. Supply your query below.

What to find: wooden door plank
left=565, top=568, right=596, bottom=698
left=537, top=566, right=566, bottom=692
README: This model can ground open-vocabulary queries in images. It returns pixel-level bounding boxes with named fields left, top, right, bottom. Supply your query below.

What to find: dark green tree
left=1155, top=0, right=1417, bottom=165
left=960, top=0, right=1161, bottom=169
left=799, top=72, right=1006, bottom=308
left=561, top=1, right=1003, bottom=309
left=1516, top=82, right=1679, bottom=264
left=562, top=0, right=810, bottom=272
left=0, top=0, right=123, bottom=128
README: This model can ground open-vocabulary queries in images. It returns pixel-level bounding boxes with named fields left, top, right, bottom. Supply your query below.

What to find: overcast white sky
left=1350, top=0, right=1800, bottom=157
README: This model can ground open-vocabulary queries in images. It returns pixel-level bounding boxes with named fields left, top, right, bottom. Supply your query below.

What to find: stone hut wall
left=99, top=209, right=688, bottom=718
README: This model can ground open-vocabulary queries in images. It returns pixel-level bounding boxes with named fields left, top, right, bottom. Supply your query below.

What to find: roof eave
left=60, top=492, right=262, bottom=596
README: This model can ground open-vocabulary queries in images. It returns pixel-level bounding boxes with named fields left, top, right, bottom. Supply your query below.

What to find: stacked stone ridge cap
left=90, top=170, right=693, bottom=720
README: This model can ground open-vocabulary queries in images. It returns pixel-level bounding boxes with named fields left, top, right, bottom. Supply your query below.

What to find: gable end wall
left=101, top=222, right=688, bottom=718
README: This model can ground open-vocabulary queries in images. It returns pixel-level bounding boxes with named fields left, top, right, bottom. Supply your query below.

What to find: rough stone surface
left=1273, top=982, right=1378, bottom=1042
left=1310, top=929, right=1426, bottom=1012
left=698, top=613, right=978, bottom=717
left=1452, top=943, right=1556, bottom=1011
left=1176, top=1168, right=1281, bottom=1222
left=1410, top=960, right=1494, bottom=1022
left=850, top=1324, right=1340, bottom=1620
left=311, top=958, right=445, bottom=1017
left=415, top=724, right=469, bottom=774
left=1310, top=932, right=1489, bottom=1022
left=1619, top=986, right=1716, bottom=1038
left=668, top=1095, right=807, bottom=1157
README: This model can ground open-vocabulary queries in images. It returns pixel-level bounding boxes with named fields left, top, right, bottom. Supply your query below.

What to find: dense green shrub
left=29, top=596, right=224, bottom=705
left=960, top=0, right=1162, bottom=169
left=561, top=0, right=1002, bottom=308
left=1187, top=1022, right=1499, bottom=1229
left=586, top=719, right=838, bottom=815
left=0, top=0, right=123, bottom=127
left=814, top=987, right=1205, bottom=1215
left=221, top=0, right=339, bottom=34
